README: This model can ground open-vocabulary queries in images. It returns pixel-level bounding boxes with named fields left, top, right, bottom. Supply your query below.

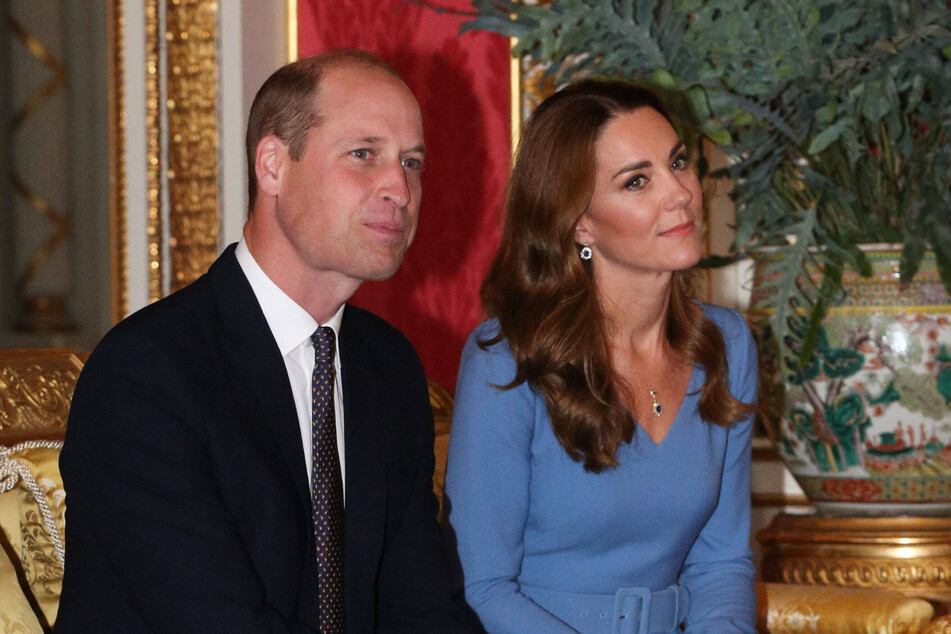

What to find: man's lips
left=659, top=221, right=695, bottom=238
left=364, top=221, right=405, bottom=240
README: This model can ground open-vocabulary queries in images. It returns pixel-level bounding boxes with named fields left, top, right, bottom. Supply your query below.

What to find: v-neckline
left=640, top=363, right=702, bottom=447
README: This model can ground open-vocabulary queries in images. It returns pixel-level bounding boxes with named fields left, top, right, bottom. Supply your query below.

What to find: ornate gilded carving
left=428, top=380, right=453, bottom=517
left=165, top=0, right=219, bottom=292
left=145, top=0, right=164, bottom=303
left=760, top=513, right=951, bottom=604
left=143, top=0, right=221, bottom=301
left=925, top=616, right=951, bottom=634
left=427, top=380, right=453, bottom=425
left=108, top=0, right=128, bottom=322
left=775, top=557, right=951, bottom=592
left=0, top=352, right=83, bottom=440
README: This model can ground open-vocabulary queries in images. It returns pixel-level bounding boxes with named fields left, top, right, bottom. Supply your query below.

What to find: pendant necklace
left=649, top=389, right=663, bottom=417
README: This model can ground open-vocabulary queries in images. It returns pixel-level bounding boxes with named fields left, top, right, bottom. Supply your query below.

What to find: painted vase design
left=753, top=246, right=951, bottom=515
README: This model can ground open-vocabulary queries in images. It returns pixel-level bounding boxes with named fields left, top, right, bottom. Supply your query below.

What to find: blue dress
left=445, top=304, right=757, bottom=633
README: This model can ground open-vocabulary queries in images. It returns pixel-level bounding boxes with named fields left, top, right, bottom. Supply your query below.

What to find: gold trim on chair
left=0, top=350, right=83, bottom=444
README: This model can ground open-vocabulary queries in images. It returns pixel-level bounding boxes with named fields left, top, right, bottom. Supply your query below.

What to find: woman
left=445, top=79, right=758, bottom=633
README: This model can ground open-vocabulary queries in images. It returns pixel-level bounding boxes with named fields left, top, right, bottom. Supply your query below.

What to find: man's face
left=274, top=66, right=425, bottom=287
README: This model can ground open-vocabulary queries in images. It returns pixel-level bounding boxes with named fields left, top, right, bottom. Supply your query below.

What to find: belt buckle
left=613, top=586, right=652, bottom=634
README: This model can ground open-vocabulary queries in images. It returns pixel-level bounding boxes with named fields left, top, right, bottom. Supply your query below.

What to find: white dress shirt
left=235, top=238, right=346, bottom=493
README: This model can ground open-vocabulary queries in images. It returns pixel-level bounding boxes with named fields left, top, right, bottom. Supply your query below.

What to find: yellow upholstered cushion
left=0, top=443, right=64, bottom=629
left=0, top=535, right=43, bottom=634
left=757, top=582, right=936, bottom=633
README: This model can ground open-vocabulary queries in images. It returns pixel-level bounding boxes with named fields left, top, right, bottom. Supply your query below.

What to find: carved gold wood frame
left=145, top=0, right=221, bottom=303
left=108, top=0, right=127, bottom=323
left=107, top=0, right=221, bottom=322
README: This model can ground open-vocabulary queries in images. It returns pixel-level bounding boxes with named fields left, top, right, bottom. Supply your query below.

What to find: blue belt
left=521, top=583, right=689, bottom=634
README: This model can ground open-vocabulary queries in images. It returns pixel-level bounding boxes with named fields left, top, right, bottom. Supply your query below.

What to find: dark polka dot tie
left=311, top=327, right=345, bottom=632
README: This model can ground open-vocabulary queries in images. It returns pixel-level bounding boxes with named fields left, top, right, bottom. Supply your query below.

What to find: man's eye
left=402, top=157, right=423, bottom=171
left=624, top=175, right=647, bottom=191
left=350, top=149, right=371, bottom=160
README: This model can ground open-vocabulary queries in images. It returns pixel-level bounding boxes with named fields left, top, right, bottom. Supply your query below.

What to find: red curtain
left=297, top=0, right=511, bottom=390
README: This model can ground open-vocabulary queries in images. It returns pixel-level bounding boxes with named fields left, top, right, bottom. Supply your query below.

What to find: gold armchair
left=0, top=348, right=79, bottom=632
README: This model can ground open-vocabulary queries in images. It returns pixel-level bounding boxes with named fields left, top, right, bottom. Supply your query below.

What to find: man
left=58, top=50, right=453, bottom=632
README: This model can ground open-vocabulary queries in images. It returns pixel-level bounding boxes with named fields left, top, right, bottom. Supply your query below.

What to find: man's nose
left=380, top=160, right=411, bottom=208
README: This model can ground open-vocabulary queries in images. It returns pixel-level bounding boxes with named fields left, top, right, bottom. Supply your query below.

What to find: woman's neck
left=599, top=274, right=672, bottom=360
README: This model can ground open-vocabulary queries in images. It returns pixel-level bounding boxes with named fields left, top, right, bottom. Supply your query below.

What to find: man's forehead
left=311, top=71, right=423, bottom=146
left=317, top=64, right=416, bottom=109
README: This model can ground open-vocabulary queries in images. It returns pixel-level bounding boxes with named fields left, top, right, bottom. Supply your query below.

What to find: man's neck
left=242, top=222, right=359, bottom=324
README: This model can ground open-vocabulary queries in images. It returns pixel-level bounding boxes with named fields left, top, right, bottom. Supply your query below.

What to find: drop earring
left=579, top=244, right=592, bottom=261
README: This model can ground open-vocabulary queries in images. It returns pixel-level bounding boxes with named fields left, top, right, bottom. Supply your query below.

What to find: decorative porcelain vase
left=752, top=245, right=951, bottom=516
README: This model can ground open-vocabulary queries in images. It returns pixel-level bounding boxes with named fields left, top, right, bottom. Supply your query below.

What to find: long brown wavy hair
left=481, top=79, right=753, bottom=473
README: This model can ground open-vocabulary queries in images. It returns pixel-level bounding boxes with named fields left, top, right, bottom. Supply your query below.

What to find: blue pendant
left=649, top=390, right=663, bottom=417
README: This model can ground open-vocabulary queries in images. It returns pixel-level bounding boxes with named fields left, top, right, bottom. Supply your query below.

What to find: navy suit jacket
left=57, top=245, right=453, bottom=632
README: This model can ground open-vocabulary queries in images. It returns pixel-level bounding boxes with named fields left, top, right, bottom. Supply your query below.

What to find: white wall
left=218, top=1, right=289, bottom=248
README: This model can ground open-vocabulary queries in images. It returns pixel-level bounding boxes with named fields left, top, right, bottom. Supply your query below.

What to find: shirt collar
left=235, top=238, right=345, bottom=356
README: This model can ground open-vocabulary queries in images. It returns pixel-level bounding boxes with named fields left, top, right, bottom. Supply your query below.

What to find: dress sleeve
left=444, top=330, right=577, bottom=633
left=679, top=310, right=758, bottom=633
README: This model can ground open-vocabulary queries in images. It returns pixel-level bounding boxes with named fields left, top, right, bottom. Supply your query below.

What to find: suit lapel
left=209, top=245, right=311, bottom=510
left=339, top=307, right=386, bottom=611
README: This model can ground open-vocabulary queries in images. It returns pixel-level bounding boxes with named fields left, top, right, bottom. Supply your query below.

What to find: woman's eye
left=624, top=175, right=647, bottom=191
left=672, top=154, right=690, bottom=171
left=350, top=149, right=371, bottom=160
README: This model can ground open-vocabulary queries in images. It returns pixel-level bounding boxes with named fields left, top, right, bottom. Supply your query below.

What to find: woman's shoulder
left=467, top=318, right=502, bottom=344
left=697, top=302, right=752, bottom=339
left=460, top=319, right=517, bottom=374
left=463, top=319, right=513, bottom=355
left=697, top=302, right=758, bottom=395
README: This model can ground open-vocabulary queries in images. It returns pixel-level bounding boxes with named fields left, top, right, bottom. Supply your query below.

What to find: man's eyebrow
left=339, top=137, right=425, bottom=156
left=345, top=135, right=384, bottom=146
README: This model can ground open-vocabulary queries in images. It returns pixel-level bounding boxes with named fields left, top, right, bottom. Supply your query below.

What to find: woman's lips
left=659, top=221, right=695, bottom=238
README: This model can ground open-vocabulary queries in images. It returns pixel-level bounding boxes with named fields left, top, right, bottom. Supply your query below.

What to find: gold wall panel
left=143, top=0, right=220, bottom=302
left=165, top=0, right=219, bottom=292
left=145, top=0, right=164, bottom=303
left=108, top=0, right=128, bottom=322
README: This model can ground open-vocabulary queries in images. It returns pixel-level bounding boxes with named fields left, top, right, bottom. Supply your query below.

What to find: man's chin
left=358, top=256, right=405, bottom=282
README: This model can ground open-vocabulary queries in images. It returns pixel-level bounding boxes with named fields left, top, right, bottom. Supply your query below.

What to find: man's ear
left=255, top=135, right=287, bottom=199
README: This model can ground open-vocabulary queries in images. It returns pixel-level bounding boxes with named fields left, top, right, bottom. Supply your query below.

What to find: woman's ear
left=574, top=217, right=592, bottom=246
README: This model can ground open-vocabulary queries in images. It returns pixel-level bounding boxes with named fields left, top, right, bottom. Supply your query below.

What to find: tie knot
left=311, top=327, right=336, bottom=366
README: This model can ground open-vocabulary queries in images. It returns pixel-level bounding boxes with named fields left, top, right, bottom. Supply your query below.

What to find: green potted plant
left=456, top=0, right=951, bottom=514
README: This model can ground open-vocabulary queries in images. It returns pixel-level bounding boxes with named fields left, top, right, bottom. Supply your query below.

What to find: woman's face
left=575, top=107, right=703, bottom=287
